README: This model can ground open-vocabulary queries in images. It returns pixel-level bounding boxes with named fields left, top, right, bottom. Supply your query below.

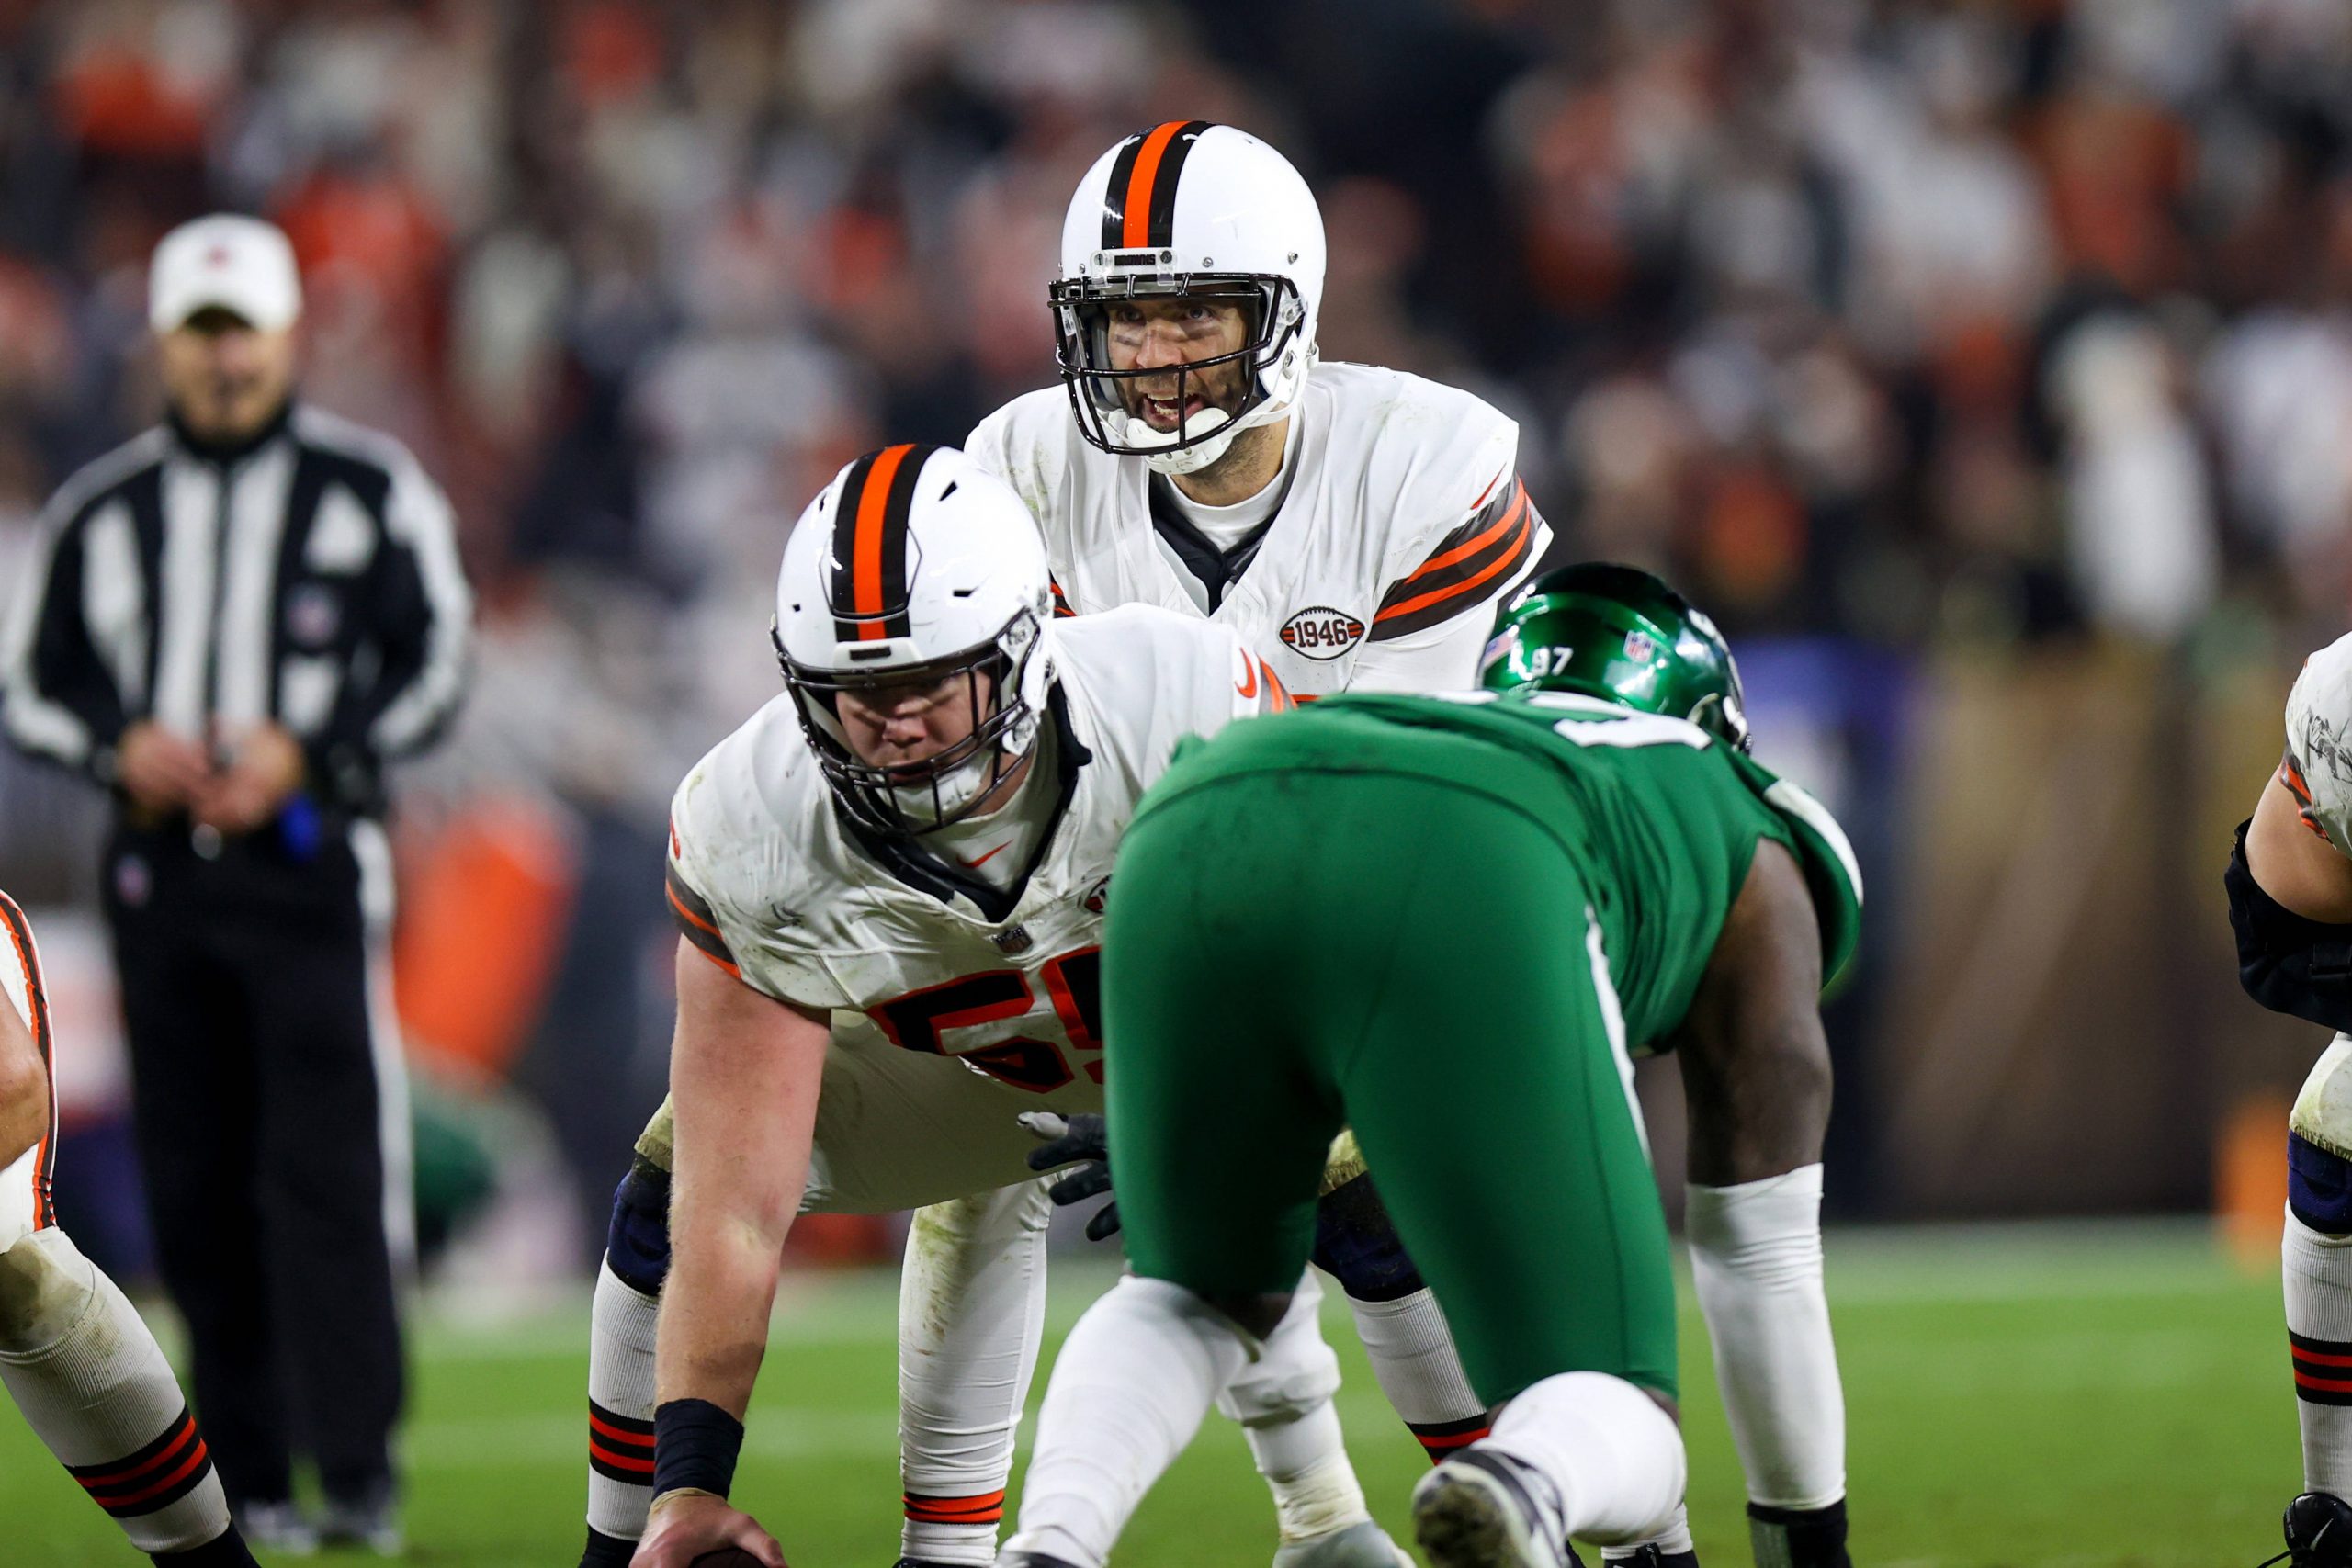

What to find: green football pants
left=1102, top=755, right=1678, bottom=1404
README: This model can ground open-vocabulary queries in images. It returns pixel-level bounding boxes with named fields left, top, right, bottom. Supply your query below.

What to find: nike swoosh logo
left=961, top=841, right=1012, bottom=869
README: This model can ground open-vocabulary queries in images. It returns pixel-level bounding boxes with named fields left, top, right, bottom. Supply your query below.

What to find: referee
left=0, top=214, right=471, bottom=1553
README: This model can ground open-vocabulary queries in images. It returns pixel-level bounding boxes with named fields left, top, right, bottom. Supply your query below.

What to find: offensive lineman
left=0, top=891, right=261, bottom=1565
left=2227, top=632, right=2352, bottom=1563
left=583, top=121, right=1551, bottom=1568
left=619, top=446, right=1410, bottom=1568
left=996, top=565, right=1863, bottom=1568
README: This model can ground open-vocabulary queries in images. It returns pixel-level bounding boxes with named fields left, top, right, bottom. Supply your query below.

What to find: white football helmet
left=1052, top=121, right=1326, bottom=476
left=773, top=444, right=1055, bottom=835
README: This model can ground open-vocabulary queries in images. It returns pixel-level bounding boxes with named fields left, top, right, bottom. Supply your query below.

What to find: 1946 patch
left=1279, top=606, right=1366, bottom=661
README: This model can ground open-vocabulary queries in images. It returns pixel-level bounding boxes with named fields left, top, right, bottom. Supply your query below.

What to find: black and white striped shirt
left=1, top=402, right=471, bottom=817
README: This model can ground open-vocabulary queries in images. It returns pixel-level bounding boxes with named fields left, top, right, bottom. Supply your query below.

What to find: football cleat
left=992, top=1555, right=1087, bottom=1568
left=1412, top=1450, right=1571, bottom=1568
left=232, top=1498, right=318, bottom=1556
left=1272, top=1517, right=1416, bottom=1568
left=2274, top=1491, right=2352, bottom=1568
left=316, top=1484, right=402, bottom=1556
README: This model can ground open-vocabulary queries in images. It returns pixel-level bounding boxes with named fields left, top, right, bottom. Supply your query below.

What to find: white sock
left=0, top=1227, right=237, bottom=1555
left=1347, top=1287, right=1490, bottom=1460
left=2286, top=1207, right=2352, bottom=1497
left=585, top=1258, right=660, bottom=1542
left=898, top=1185, right=1051, bottom=1566
left=1685, top=1167, right=1846, bottom=1509
left=1217, top=1273, right=1370, bottom=1542
left=1476, top=1371, right=1685, bottom=1547
left=1003, top=1277, right=1252, bottom=1568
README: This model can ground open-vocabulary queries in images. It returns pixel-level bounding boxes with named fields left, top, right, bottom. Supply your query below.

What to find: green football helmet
left=1479, top=562, right=1751, bottom=750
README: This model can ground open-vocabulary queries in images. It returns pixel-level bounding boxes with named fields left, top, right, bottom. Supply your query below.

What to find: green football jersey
left=1161, top=687, right=1862, bottom=1050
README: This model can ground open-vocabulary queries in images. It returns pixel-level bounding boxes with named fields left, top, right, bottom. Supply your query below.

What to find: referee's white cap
left=149, top=214, right=303, bottom=333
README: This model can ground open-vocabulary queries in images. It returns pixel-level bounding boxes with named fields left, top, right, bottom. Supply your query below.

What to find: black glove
left=1019, top=1111, right=1121, bottom=1241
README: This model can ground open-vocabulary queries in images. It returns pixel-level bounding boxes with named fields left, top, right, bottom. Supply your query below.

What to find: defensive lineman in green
left=997, top=565, right=1861, bottom=1568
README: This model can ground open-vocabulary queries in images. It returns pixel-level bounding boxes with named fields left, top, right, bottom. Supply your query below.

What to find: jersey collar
left=833, top=681, right=1093, bottom=925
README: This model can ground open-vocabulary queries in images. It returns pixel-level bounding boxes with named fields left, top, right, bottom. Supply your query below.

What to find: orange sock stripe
left=69, top=1413, right=198, bottom=1486
left=903, top=1487, right=1007, bottom=1522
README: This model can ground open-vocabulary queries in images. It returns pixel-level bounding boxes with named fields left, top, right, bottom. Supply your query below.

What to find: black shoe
left=2278, top=1493, right=2352, bottom=1568
left=989, top=1557, right=1086, bottom=1568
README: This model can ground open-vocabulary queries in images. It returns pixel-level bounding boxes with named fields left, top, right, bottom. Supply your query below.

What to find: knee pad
left=2293, top=1040, right=2352, bottom=1235
left=0, top=1227, right=94, bottom=1355
left=1312, top=1173, right=1426, bottom=1303
left=1217, top=1273, right=1339, bottom=1424
left=604, top=1159, right=673, bottom=1297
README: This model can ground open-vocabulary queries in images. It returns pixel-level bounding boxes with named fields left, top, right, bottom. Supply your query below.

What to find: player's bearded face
left=1105, top=296, right=1253, bottom=434
left=835, top=669, right=1010, bottom=818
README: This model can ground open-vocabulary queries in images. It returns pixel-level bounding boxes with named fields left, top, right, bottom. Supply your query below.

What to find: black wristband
left=652, top=1398, right=745, bottom=1502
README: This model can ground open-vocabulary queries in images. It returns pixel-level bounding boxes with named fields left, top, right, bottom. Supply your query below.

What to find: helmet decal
left=1100, top=120, right=1213, bottom=252
left=826, top=442, right=937, bottom=643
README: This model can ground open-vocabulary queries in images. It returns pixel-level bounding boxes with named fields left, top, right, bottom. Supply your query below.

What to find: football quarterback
left=595, top=446, right=1409, bottom=1568
left=2229, top=631, right=2352, bottom=1567
left=969, top=121, right=1548, bottom=699
left=0, top=892, right=261, bottom=1565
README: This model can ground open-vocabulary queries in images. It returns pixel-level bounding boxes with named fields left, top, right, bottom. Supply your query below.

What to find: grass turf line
left=0, top=1220, right=2298, bottom=1565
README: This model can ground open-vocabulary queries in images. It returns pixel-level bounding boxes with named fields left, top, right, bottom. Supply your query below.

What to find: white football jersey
left=967, top=361, right=1551, bottom=697
left=2286, top=630, right=2352, bottom=852
left=665, top=606, right=1285, bottom=1123
left=0, top=890, right=55, bottom=1251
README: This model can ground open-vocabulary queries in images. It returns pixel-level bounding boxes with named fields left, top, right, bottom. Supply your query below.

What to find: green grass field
left=0, top=1220, right=2302, bottom=1566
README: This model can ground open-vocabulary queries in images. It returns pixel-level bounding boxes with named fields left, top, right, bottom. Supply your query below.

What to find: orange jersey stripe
left=1122, top=122, right=1188, bottom=250
left=666, top=883, right=723, bottom=942
left=854, top=444, right=914, bottom=640
left=1374, top=508, right=1532, bottom=625
left=1403, top=482, right=1526, bottom=585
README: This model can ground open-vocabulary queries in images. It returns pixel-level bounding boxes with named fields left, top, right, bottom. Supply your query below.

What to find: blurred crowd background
left=3, top=0, right=2348, bottom=1287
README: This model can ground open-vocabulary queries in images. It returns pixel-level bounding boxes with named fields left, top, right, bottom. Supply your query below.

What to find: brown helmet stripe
left=1098, top=132, right=1148, bottom=251
left=1102, top=121, right=1213, bottom=253
left=829, top=444, right=933, bottom=642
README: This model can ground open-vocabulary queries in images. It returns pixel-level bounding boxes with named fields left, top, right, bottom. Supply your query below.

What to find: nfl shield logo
left=1622, top=629, right=1658, bottom=664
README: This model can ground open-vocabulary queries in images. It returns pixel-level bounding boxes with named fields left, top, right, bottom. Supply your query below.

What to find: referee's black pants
left=102, top=819, right=407, bottom=1506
